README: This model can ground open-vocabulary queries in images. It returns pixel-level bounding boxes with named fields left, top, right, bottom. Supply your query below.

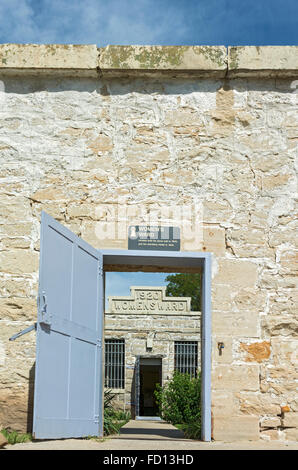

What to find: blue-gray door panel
left=33, top=211, right=103, bottom=439
left=68, top=338, right=97, bottom=420
left=35, top=329, right=70, bottom=419
left=39, top=222, right=73, bottom=322
left=72, top=246, right=99, bottom=330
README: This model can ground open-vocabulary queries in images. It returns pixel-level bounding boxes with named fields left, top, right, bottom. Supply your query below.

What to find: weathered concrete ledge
left=228, top=46, right=298, bottom=77
left=98, top=45, right=227, bottom=78
left=0, top=44, right=99, bottom=77
left=0, top=44, right=297, bottom=78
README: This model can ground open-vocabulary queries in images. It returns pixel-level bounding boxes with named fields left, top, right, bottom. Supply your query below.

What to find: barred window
left=174, top=341, right=198, bottom=378
left=105, top=339, right=125, bottom=389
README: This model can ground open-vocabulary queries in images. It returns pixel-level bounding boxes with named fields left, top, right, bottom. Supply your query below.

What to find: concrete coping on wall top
left=0, top=44, right=297, bottom=78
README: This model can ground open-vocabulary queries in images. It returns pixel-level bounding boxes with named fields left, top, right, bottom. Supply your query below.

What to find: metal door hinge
left=94, top=414, right=99, bottom=424
left=99, top=265, right=103, bottom=276
left=37, top=291, right=52, bottom=326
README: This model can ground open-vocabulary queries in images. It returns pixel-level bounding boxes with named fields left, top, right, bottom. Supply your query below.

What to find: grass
left=174, top=422, right=201, bottom=440
left=86, top=412, right=130, bottom=441
left=103, top=389, right=131, bottom=437
left=1, top=428, right=32, bottom=445
left=104, top=409, right=131, bottom=436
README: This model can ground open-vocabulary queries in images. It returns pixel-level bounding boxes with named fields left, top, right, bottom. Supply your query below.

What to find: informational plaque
left=128, top=225, right=180, bottom=251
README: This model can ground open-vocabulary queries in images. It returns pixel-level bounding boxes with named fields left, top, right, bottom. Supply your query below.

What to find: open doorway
left=139, top=357, right=162, bottom=417
left=101, top=249, right=211, bottom=442
left=33, top=213, right=211, bottom=441
left=104, top=268, right=203, bottom=425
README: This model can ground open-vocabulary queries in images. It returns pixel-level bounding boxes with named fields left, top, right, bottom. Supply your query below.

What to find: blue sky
left=0, top=0, right=297, bottom=46
left=105, top=272, right=174, bottom=309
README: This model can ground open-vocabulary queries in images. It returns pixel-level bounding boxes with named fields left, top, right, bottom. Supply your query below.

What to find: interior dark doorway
left=139, top=358, right=162, bottom=417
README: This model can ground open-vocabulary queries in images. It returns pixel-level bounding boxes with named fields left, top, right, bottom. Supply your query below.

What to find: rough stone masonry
left=0, top=44, right=297, bottom=442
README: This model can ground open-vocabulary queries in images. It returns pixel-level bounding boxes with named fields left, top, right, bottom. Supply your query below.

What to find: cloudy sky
left=0, top=0, right=297, bottom=46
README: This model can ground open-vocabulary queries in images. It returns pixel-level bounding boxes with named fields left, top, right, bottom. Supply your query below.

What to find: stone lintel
left=104, top=311, right=200, bottom=316
left=0, top=44, right=297, bottom=78
left=107, top=285, right=192, bottom=313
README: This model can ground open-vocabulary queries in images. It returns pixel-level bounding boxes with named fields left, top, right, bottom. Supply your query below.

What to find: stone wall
left=0, top=45, right=297, bottom=441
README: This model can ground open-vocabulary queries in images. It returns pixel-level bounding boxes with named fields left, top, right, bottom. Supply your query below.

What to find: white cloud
left=0, top=0, right=37, bottom=43
left=0, top=0, right=189, bottom=45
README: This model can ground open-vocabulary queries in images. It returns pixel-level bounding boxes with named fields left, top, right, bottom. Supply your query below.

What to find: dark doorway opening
left=139, top=358, right=162, bottom=417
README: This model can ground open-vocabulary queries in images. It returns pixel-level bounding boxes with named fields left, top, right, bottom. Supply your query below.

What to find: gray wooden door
left=33, top=211, right=104, bottom=439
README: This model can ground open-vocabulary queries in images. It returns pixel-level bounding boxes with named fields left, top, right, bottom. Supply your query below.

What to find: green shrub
left=111, top=409, right=131, bottom=422
left=154, top=371, right=201, bottom=428
left=104, top=409, right=123, bottom=436
left=103, top=389, right=130, bottom=436
left=180, top=421, right=201, bottom=439
left=1, top=428, right=32, bottom=445
left=104, top=388, right=116, bottom=411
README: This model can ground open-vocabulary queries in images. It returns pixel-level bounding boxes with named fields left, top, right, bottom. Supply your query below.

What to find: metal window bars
left=174, top=341, right=198, bottom=378
left=104, top=339, right=125, bottom=389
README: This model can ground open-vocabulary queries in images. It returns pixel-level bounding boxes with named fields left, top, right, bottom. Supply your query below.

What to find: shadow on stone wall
left=27, top=363, right=35, bottom=433
left=0, top=363, right=35, bottom=434
left=2, top=75, right=289, bottom=98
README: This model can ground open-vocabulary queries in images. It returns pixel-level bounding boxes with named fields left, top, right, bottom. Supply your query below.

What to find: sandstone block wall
left=0, top=45, right=297, bottom=441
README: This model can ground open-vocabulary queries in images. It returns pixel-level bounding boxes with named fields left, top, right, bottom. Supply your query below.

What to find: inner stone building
left=0, top=44, right=297, bottom=442
left=104, top=285, right=200, bottom=417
